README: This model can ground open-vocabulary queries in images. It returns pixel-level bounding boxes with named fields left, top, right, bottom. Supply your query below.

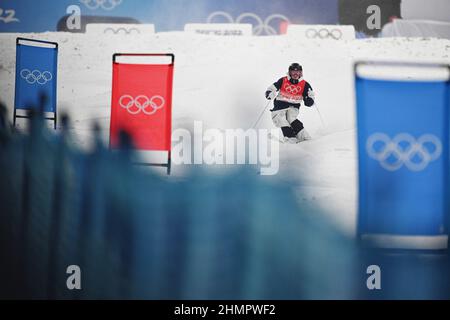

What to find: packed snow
left=1, top=31, right=449, bottom=236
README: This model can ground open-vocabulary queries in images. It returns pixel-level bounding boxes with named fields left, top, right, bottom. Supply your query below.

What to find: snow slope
left=1, top=32, right=449, bottom=235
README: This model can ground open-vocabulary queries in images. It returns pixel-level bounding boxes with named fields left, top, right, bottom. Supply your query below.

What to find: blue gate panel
left=356, top=64, right=450, bottom=238
left=14, top=38, right=58, bottom=113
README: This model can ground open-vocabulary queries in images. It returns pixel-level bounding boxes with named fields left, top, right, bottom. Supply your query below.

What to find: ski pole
left=314, top=102, right=326, bottom=129
left=252, top=94, right=278, bottom=129
left=252, top=100, right=271, bottom=129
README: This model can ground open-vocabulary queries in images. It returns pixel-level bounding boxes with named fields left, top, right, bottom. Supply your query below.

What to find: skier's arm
left=265, top=78, right=284, bottom=100
left=303, top=82, right=315, bottom=107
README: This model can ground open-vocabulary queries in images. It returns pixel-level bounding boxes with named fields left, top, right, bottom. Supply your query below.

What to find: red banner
left=109, top=54, right=173, bottom=151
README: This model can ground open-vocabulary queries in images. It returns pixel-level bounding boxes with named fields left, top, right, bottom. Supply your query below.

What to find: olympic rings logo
left=104, top=27, right=141, bottom=35
left=119, top=95, right=165, bottom=115
left=305, top=28, right=343, bottom=40
left=284, top=84, right=300, bottom=94
left=206, top=11, right=290, bottom=35
left=20, top=69, right=52, bottom=85
left=366, top=133, right=442, bottom=172
left=79, top=0, right=122, bottom=10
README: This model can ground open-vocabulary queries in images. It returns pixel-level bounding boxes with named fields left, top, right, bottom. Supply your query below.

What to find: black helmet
left=289, top=63, right=302, bottom=72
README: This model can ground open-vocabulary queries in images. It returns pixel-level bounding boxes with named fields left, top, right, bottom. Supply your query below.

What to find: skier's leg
left=271, top=109, right=297, bottom=142
left=286, top=107, right=299, bottom=124
left=287, top=107, right=303, bottom=135
left=287, top=107, right=311, bottom=141
left=271, top=109, right=291, bottom=133
left=281, top=126, right=296, bottom=138
left=291, top=120, right=304, bottom=135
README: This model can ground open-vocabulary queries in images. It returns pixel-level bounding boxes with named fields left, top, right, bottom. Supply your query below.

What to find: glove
left=307, top=88, right=315, bottom=100
left=265, top=90, right=276, bottom=100
left=304, top=97, right=314, bottom=107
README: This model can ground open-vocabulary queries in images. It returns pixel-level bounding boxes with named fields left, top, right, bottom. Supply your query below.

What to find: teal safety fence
left=1, top=102, right=450, bottom=299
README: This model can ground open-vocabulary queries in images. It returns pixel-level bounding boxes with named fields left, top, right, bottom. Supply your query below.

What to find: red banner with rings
left=109, top=54, right=174, bottom=151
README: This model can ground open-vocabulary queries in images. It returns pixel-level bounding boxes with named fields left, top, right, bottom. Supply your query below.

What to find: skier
left=265, top=63, right=315, bottom=143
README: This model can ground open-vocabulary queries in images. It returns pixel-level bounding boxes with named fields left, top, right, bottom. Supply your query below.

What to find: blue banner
left=0, top=0, right=339, bottom=34
left=356, top=64, right=450, bottom=241
left=14, top=38, right=58, bottom=113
